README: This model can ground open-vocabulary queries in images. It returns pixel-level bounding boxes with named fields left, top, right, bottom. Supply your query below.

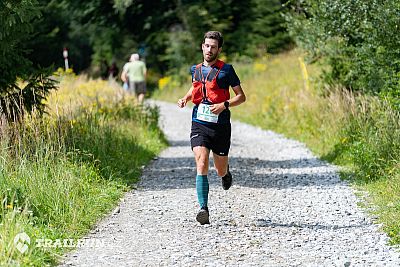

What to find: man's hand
left=177, top=98, right=187, bottom=108
left=210, top=102, right=226, bottom=115
left=120, top=70, right=127, bottom=83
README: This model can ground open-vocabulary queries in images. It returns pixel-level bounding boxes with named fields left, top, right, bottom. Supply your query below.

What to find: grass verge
left=0, top=74, right=167, bottom=265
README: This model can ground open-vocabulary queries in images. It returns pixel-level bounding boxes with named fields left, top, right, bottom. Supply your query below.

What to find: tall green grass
left=153, top=49, right=400, bottom=244
left=0, top=75, right=167, bottom=265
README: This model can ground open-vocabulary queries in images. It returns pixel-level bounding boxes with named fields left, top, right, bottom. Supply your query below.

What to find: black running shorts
left=190, top=121, right=231, bottom=156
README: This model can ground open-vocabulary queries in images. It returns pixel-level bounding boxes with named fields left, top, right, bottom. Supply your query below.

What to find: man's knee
left=213, top=153, right=228, bottom=177
left=193, top=146, right=209, bottom=170
left=195, top=154, right=207, bottom=166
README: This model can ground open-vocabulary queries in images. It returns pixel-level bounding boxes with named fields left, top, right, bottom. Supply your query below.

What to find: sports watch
left=224, top=101, right=230, bottom=109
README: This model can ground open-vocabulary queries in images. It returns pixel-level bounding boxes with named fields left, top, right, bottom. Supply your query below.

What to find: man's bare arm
left=121, top=70, right=128, bottom=83
left=178, top=85, right=194, bottom=108
left=228, top=84, right=246, bottom=107
left=210, top=84, right=246, bottom=114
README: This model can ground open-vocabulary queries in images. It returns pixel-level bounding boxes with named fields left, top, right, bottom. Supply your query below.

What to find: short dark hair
left=203, top=31, right=224, bottom=48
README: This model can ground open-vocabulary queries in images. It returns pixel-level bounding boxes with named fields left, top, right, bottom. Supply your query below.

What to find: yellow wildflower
left=158, top=76, right=172, bottom=90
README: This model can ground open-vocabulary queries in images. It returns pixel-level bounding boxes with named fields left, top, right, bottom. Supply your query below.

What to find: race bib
left=196, top=103, right=219, bottom=123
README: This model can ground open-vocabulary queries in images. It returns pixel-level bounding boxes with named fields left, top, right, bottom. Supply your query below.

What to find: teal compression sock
left=196, top=174, right=209, bottom=209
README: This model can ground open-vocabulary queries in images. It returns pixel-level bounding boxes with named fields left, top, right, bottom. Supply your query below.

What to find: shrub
left=286, top=0, right=400, bottom=101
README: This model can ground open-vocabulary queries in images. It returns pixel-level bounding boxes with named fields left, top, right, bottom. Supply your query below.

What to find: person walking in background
left=121, top=53, right=147, bottom=104
left=177, top=31, right=246, bottom=225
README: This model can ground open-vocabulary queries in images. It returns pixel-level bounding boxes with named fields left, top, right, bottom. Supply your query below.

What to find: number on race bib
left=196, top=103, right=219, bottom=123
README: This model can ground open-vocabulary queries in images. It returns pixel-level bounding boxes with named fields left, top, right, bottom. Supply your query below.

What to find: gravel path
left=61, top=100, right=400, bottom=266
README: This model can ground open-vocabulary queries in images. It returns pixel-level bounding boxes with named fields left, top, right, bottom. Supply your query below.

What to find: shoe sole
left=196, top=210, right=210, bottom=225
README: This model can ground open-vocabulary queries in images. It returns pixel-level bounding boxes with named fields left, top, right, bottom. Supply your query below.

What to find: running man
left=177, top=31, right=246, bottom=225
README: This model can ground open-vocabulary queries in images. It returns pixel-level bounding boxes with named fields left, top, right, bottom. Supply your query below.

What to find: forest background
left=1, top=0, right=292, bottom=85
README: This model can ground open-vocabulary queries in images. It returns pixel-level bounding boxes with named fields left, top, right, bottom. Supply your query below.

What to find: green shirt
left=123, top=61, right=146, bottom=82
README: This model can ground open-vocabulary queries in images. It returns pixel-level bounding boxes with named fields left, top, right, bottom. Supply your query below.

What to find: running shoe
left=196, top=207, right=210, bottom=225
left=221, top=165, right=232, bottom=190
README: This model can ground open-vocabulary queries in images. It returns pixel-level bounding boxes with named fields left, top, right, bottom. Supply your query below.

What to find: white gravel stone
left=59, top=100, right=400, bottom=267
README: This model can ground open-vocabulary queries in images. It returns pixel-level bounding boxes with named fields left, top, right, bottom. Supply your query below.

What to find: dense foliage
left=3, top=0, right=293, bottom=74
left=0, top=1, right=57, bottom=121
left=286, top=0, right=400, bottom=102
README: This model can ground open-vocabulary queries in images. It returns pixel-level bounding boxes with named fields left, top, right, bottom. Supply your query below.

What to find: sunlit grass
left=0, top=72, right=167, bottom=265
